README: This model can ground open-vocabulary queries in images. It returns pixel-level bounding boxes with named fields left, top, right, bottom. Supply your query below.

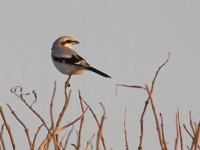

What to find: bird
left=51, top=36, right=111, bottom=79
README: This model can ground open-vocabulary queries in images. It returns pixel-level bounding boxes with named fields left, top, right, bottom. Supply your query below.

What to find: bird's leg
left=65, top=74, right=72, bottom=88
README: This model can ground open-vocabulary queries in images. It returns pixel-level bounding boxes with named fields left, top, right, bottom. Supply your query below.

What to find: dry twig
left=0, top=106, right=16, bottom=150
left=124, top=108, right=129, bottom=150
left=32, top=124, right=44, bottom=148
left=10, top=86, right=50, bottom=133
left=82, top=100, right=107, bottom=150
left=96, top=103, right=107, bottom=150
left=76, top=91, right=87, bottom=150
left=183, top=124, right=193, bottom=139
left=160, top=113, right=168, bottom=150
left=0, top=125, right=6, bottom=150
left=145, top=85, right=164, bottom=149
left=116, top=53, right=170, bottom=150
left=50, top=81, right=59, bottom=150
left=190, top=111, right=196, bottom=135
left=39, top=110, right=86, bottom=150
left=7, top=104, right=33, bottom=150
left=63, top=126, right=74, bottom=150
left=175, top=112, right=179, bottom=150
left=86, top=133, right=95, bottom=150
left=56, top=75, right=72, bottom=129
left=177, top=108, right=184, bottom=150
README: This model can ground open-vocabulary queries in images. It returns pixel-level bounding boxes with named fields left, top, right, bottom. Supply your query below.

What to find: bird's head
left=52, top=36, right=79, bottom=49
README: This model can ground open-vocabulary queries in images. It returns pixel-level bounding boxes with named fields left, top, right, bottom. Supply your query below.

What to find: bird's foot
left=65, top=82, right=70, bottom=87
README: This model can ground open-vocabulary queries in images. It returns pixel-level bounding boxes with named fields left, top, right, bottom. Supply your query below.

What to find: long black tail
left=86, top=67, right=111, bottom=78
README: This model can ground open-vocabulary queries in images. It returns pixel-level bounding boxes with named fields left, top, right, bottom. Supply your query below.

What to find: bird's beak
left=73, top=40, right=80, bottom=44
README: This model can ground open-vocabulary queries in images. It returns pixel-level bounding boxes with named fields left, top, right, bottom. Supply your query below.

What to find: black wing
left=52, top=54, right=89, bottom=66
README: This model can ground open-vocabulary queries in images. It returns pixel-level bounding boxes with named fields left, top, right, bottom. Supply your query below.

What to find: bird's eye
left=61, top=40, right=72, bottom=45
left=65, top=40, right=72, bottom=43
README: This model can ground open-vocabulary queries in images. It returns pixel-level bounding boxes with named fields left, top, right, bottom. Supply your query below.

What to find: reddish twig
left=55, top=76, right=72, bottom=147
left=76, top=91, right=87, bottom=150
left=32, top=123, right=44, bottom=148
left=39, top=110, right=87, bottom=150
left=124, top=108, right=129, bottom=150
left=115, top=85, right=145, bottom=95
left=50, top=81, right=59, bottom=150
left=194, top=122, right=200, bottom=150
left=0, top=125, right=6, bottom=150
left=82, top=99, right=107, bottom=150
left=96, top=103, right=107, bottom=150
left=183, top=124, right=193, bottom=139
left=145, top=85, right=164, bottom=150
left=191, top=122, right=200, bottom=150
left=7, top=104, right=33, bottom=149
left=82, top=100, right=100, bottom=126
left=63, top=126, right=74, bottom=150
left=175, top=112, right=179, bottom=150
left=160, top=113, right=168, bottom=150
left=86, top=133, right=95, bottom=150
left=10, top=86, right=50, bottom=133
left=58, top=129, right=68, bottom=149
left=138, top=96, right=150, bottom=150
left=190, top=111, right=195, bottom=135
left=0, top=106, right=16, bottom=150
left=177, top=108, right=184, bottom=150
left=116, top=53, right=170, bottom=150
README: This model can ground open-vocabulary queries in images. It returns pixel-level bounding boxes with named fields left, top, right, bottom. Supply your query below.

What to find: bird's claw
left=65, top=82, right=70, bottom=87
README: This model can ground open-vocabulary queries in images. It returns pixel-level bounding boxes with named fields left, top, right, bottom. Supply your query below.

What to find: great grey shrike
left=51, top=36, right=111, bottom=78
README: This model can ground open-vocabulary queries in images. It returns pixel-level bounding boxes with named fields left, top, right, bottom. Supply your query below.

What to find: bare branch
left=193, top=122, right=200, bottom=150
left=10, top=87, right=50, bottom=133
left=124, top=108, right=129, bottom=150
left=177, top=108, right=184, bottom=150
left=7, top=104, right=33, bottom=149
left=56, top=75, right=71, bottom=128
left=145, top=85, right=164, bottom=150
left=32, top=124, right=44, bottom=148
left=39, top=110, right=87, bottom=150
left=82, top=98, right=107, bottom=149
left=151, top=52, right=170, bottom=90
left=58, top=129, right=68, bottom=149
left=183, top=124, right=193, bottom=139
left=96, top=103, right=107, bottom=150
left=115, top=84, right=146, bottom=95
left=50, top=81, right=59, bottom=150
left=0, top=106, right=16, bottom=150
left=76, top=91, right=86, bottom=150
left=64, top=75, right=72, bottom=98
left=63, top=126, right=74, bottom=150
left=86, top=133, right=95, bottom=150
left=191, top=122, right=200, bottom=150
left=0, top=125, right=6, bottom=150
left=115, top=53, right=170, bottom=150
left=190, top=111, right=195, bottom=135
left=175, top=112, right=179, bottom=150
left=30, top=90, right=37, bottom=107
left=160, top=113, right=168, bottom=150
left=82, top=99, right=100, bottom=126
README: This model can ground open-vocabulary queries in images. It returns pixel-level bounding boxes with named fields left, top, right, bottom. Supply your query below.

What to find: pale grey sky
left=0, top=0, right=200, bottom=149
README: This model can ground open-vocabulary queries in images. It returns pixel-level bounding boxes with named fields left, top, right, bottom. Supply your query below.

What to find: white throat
left=64, top=44, right=74, bottom=49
